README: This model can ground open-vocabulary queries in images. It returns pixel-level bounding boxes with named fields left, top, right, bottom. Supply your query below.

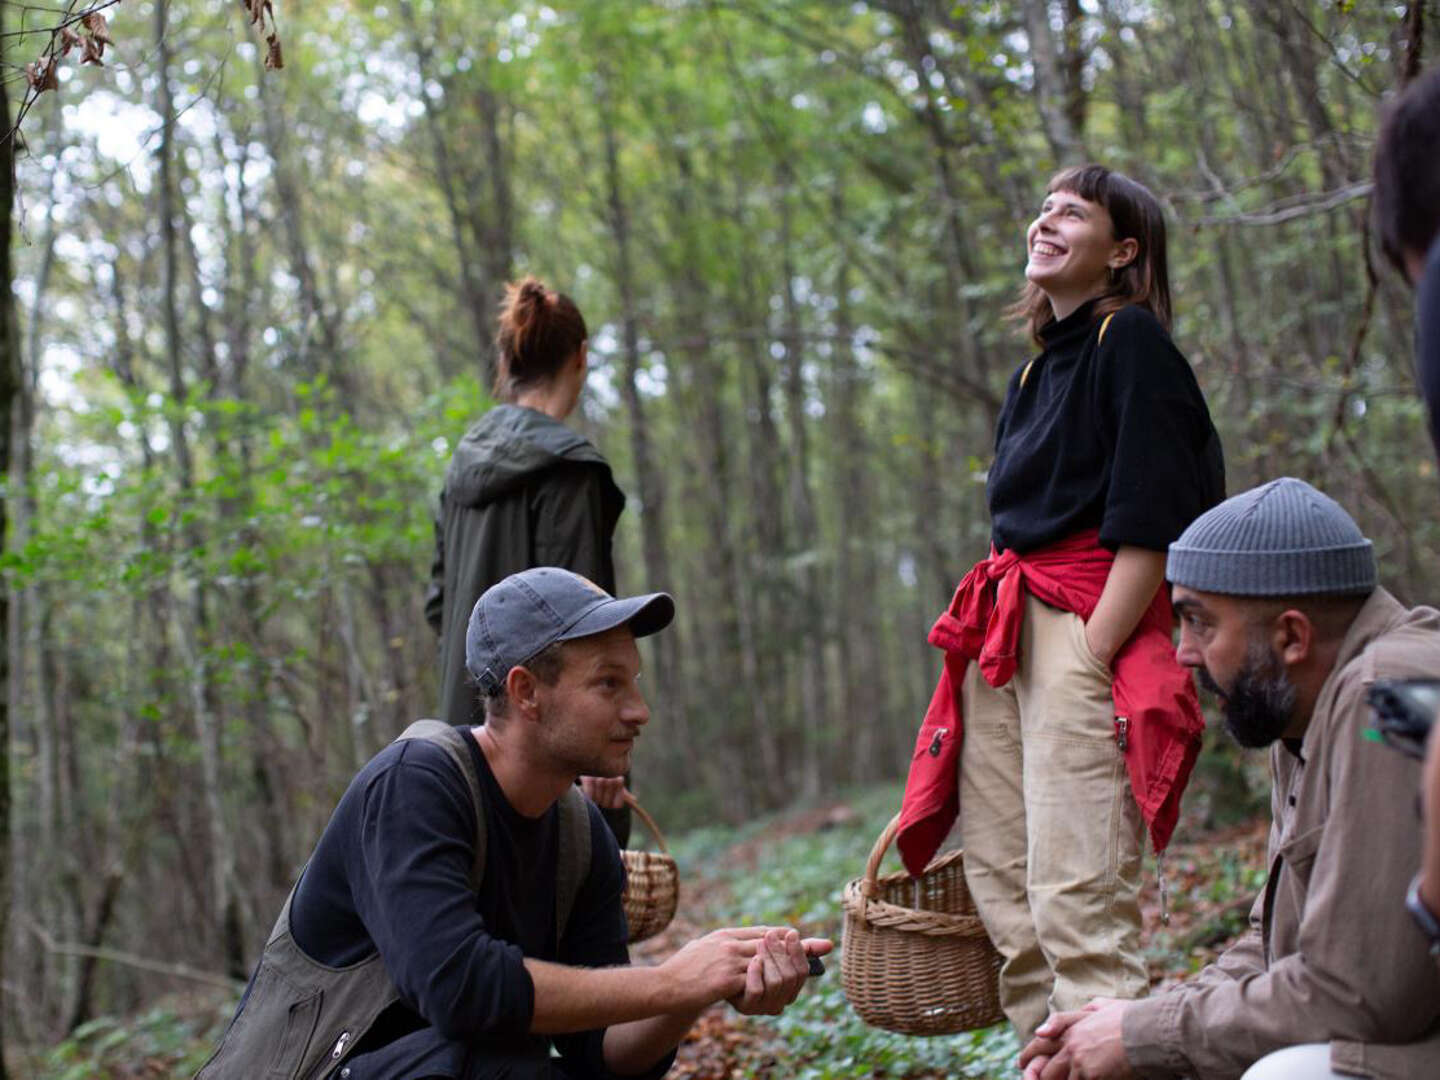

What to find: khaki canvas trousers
left=959, top=593, right=1147, bottom=1042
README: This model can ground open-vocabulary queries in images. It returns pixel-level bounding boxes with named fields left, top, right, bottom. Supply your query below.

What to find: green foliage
left=672, top=785, right=1021, bottom=1077
left=764, top=979, right=1020, bottom=1080
left=29, top=1000, right=231, bottom=1080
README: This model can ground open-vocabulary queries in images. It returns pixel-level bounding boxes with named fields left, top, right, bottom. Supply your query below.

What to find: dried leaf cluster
left=241, top=0, right=285, bottom=71
left=25, top=11, right=114, bottom=94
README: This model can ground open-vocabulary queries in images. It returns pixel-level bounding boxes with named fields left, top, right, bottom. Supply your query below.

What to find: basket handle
left=860, top=812, right=903, bottom=900
left=623, top=791, right=669, bottom=854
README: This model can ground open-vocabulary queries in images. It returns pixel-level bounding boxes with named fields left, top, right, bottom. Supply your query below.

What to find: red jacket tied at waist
left=895, top=531, right=1204, bottom=876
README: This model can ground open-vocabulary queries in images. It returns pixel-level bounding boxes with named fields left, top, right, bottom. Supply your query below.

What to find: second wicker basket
left=619, top=792, right=679, bottom=944
left=840, top=812, right=1004, bottom=1036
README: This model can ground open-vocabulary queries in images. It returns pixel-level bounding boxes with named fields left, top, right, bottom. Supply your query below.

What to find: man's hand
left=727, top=929, right=834, bottom=1016
left=579, top=775, right=628, bottom=809
left=597, top=929, right=832, bottom=1076
left=655, top=927, right=768, bottom=1012
left=1019, top=999, right=1134, bottom=1080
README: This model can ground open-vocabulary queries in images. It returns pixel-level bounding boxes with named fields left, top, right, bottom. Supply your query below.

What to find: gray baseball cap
left=465, top=567, right=675, bottom=695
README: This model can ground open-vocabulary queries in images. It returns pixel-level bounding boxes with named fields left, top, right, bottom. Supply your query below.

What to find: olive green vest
left=194, top=720, right=593, bottom=1080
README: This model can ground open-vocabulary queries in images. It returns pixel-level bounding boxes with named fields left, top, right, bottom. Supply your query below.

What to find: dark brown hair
left=1240, top=593, right=1368, bottom=646
left=480, top=640, right=567, bottom=721
left=1012, top=164, right=1172, bottom=346
left=1372, top=65, right=1440, bottom=279
left=493, top=276, right=588, bottom=400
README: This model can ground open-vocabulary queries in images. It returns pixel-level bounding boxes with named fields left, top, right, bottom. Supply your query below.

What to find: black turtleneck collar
left=1039, top=298, right=1101, bottom=349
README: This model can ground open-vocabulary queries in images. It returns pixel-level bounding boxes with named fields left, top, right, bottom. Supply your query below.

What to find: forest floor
left=634, top=787, right=1268, bottom=1079
left=25, top=784, right=1269, bottom=1079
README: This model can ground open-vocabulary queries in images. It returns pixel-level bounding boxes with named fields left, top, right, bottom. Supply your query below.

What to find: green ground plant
left=669, top=784, right=1021, bottom=1079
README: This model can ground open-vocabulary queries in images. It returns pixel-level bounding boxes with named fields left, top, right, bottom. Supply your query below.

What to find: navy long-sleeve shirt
left=289, top=727, right=672, bottom=1079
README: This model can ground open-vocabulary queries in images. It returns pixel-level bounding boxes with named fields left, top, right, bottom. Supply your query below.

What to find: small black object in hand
left=807, top=953, right=826, bottom=977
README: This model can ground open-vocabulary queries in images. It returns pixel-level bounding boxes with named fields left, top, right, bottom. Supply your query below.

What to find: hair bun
left=516, top=277, right=548, bottom=310
left=493, top=276, right=588, bottom=401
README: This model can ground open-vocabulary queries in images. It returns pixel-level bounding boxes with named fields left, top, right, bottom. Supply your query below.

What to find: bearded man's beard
left=1195, top=638, right=1297, bottom=749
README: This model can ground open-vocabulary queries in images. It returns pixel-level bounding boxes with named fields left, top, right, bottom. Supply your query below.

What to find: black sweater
left=987, top=302, right=1224, bottom=554
left=289, top=730, right=671, bottom=1079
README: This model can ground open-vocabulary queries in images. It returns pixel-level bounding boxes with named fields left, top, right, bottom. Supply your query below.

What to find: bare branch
left=1192, top=181, right=1373, bottom=227
left=23, top=917, right=245, bottom=992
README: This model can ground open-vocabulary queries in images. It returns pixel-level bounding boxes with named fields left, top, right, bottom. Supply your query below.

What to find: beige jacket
left=1123, top=588, right=1440, bottom=1079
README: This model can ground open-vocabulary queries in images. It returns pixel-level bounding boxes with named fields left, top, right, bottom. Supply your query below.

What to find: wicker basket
left=841, top=813, right=1004, bottom=1036
left=620, top=793, right=679, bottom=944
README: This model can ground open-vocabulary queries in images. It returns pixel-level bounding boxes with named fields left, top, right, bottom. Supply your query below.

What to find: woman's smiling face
left=1024, top=189, right=1128, bottom=304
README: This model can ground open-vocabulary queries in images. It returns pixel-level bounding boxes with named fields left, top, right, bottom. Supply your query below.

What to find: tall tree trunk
left=13, top=158, right=60, bottom=1037
left=777, top=174, right=829, bottom=801
left=472, top=74, right=514, bottom=315
left=156, top=0, right=244, bottom=979
left=335, top=578, right=378, bottom=768
left=1098, top=0, right=1150, bottom=163
left=1398, top=1, right=1424, bottom=85
left=1263, top=4, right=1359, bottom=366
left=1020, top=0, right=1088, bottom=163
left=397, top=0, right=494, bottom=382
left=896, top=3, right=987, bottom=391
left=64, top=868, right=123, bottom=1032
left=658, top=127, right=751, bottom=817
left=253, top=52, right=348, bottom=396
left=215, top=119, right=292, bottom=897
left=597, top=81, right=692, bottom=769
left=0, top=1, right=18, bottom=1067
left=729, top=172, right=787, bottom=798
left=828, top=191, right=881, bottom=783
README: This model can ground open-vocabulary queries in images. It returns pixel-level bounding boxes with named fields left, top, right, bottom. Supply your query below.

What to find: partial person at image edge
left=1371, top=59, right=1440, bottom=979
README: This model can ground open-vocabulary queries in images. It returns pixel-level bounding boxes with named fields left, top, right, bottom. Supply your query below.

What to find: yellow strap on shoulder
left=1019, top=358, right=1035, bottom=389
left=1021, top=311, right=1117, bottom=390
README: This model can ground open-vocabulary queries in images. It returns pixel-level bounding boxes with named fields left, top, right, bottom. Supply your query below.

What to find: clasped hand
left=1018, top=998, right=1134, bottom=1080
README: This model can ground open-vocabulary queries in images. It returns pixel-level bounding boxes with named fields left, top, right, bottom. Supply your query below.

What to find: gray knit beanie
left=1166, top=477, right=1376, bottom=597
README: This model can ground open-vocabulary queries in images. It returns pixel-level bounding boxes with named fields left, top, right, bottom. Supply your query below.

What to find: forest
left=1, top=0, right=1435, bottom=1076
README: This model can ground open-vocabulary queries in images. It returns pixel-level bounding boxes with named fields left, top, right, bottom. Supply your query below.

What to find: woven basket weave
left=841, top=813, right=1004, bottom=1036
left=620, top=793, right=678, bottom=944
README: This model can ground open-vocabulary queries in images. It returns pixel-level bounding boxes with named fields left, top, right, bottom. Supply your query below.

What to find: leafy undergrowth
left=637, top=783, right=1268, bottom=1079
left=19, top=784, right=1267, bottom=1079
left=25, top=997, right=234, bottom=1080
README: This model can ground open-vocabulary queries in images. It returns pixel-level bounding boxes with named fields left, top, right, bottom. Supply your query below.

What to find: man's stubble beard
left=537, top=704, right=629, bottom=779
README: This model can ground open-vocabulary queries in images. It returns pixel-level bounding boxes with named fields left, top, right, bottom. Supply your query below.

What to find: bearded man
left=1021, top=478, right=1440, bottom=1080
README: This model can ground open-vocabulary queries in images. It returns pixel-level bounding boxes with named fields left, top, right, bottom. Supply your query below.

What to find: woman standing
left=425, top=276, right=630, bottom=841
left=896, top=166, right=1224, bottom=1041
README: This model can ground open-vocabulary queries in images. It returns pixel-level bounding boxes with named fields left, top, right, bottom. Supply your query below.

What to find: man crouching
left=1020, top=479, right=1440, bottom=1080
left=198, top=567, right=831, bottom=1080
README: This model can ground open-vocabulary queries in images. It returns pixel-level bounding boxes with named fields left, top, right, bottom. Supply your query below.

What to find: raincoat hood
left=445, top=404, right=616, bottom=510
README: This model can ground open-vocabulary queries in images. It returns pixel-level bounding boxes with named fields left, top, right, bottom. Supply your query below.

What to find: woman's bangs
left=1047, top=164, right=1110, bottom=204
